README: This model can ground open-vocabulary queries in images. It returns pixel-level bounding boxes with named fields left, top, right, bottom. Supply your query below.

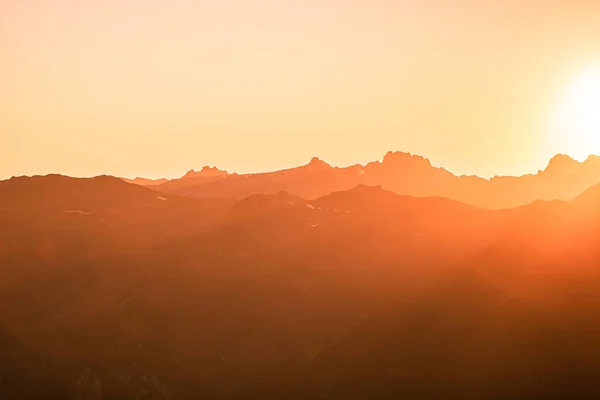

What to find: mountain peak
left=182, top=166, right=228, bottom=179
left=306, top=157, right=331, bottom=169
left=545, top=154, right=580, bottom=173
left=381, top=151, right=432, bottom=168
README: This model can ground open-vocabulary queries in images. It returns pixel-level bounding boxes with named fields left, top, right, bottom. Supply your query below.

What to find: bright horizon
left=3, top=1, right=600, bottom=181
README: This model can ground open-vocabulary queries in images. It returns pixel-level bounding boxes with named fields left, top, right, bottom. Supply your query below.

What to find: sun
left=553, top=65, right=600, bottom=161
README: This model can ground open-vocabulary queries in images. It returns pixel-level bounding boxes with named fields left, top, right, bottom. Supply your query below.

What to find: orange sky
left=2, top=0, right=600, bottom=180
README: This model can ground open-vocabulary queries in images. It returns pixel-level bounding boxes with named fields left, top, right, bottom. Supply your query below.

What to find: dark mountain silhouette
left=285, top=271, right=600, bottom=400
left=139, top=151, right=600, bottom=209
left=0, top=175, right=234, bottom=256
left=3, top=175, right=600, bottom=398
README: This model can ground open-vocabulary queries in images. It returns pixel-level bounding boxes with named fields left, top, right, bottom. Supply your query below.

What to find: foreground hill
left=0, top=175, right=234, bottom=255
left=2, top=176, right=600, bottom=398
left=145, top=152, right=600, bottom=209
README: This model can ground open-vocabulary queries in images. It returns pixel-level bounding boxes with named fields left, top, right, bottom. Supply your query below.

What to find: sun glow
left=553, top=66, right=600, bottom=161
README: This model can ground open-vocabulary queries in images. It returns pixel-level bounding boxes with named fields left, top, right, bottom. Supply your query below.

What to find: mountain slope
left=288, top=271, right=599, bottom=400
left=2, top=178, right=600, bottom=398
left=0, top=175, right=235, bottom=256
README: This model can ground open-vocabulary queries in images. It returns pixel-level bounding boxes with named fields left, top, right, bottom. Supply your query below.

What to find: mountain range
left=122, top=151, right=600, bottom=209
left=2, top=172, right=600, bottom=398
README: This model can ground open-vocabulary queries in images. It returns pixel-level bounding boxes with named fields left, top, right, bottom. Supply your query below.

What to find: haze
left=3, top=0, right=600, bottom=180
left=7, top=2, right=600, bottom=399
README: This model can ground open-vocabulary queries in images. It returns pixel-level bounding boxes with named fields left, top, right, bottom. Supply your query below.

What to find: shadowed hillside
left=2, top=175, right=600, bottom=398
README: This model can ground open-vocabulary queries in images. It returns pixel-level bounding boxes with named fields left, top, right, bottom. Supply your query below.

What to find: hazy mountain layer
left=129, top=152, right=600, bottom=209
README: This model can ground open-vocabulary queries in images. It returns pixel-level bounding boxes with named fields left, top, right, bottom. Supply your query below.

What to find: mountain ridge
left=115, top=151, right=599, bottom=185
left=146, top=151, right=600, bottom=209
left=8, top=151, right=600, bottom=209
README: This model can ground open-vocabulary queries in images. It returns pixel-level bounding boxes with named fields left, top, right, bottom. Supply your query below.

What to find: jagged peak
left=381, top=151, right=432, bottom=168
left=182, top=166, right=228, bottom=179
left=544, top=154, right=580, bottom=173
left=201, top=165, right=222, bottom=173
left=306, top=157, right=332, bottom=168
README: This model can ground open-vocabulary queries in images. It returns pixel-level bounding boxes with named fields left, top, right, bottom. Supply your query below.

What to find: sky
left=2, top=0, right=600, bottom=180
